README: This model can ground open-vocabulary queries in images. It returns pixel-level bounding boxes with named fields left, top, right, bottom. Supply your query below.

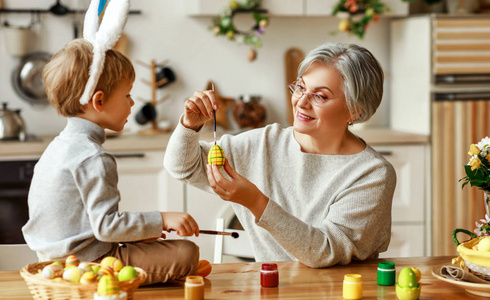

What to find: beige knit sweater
left=164, top=121, right=396, bottom=268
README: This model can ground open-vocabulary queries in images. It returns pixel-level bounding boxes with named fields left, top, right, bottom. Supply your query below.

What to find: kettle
left=0, top=102, right=26, bottom=141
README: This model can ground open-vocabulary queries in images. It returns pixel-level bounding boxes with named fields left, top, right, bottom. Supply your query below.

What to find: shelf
left=0, top=9, right=141, bottom=15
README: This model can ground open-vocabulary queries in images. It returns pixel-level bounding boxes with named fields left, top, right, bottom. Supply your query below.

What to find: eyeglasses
left=287, top=81, right=340, bottom=107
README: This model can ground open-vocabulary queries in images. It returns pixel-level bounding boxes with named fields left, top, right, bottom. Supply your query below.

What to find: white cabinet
left=115, top=151, right=166, bottom=213
left=373, top=144, right=430, bottom=257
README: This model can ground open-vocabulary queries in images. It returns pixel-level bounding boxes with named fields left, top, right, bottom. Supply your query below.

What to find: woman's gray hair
left=297, top=43, right=384, bottom=124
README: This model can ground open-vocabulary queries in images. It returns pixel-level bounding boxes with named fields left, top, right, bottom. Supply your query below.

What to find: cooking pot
left=0, top=103, right=27, bottom=141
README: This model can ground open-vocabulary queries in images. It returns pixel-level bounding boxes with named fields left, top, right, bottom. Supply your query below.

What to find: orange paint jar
left=185, top=275, right=204, bottom=300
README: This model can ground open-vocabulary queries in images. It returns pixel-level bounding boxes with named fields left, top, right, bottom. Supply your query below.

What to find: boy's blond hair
left=42, top=38, right=135, bottom=116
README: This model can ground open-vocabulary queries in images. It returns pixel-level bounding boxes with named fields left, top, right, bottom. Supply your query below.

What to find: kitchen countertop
left=0, top=126, right=429, bottom=158
left=0, top=256, right=478, bottom=299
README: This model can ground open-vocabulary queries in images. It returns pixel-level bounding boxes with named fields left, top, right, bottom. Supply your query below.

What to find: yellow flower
left=487, top=153, right=490, bottom=161
left=468, top=144, right=480, bottom=156
left=469, top=157, right=482, bottom=171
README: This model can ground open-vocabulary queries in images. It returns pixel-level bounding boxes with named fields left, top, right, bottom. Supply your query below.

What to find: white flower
left=477, top=137, right=490, bottom=156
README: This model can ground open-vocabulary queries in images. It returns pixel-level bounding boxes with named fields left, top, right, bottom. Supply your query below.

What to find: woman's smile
left=296, top=111, right=315, bottom=121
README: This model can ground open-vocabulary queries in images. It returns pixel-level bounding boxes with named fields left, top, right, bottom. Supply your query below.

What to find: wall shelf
left=0, top=9, right=141, bottom=15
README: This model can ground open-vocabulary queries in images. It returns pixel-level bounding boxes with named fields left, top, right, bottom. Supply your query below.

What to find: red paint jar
left=261, top=263, right=279, bottom=287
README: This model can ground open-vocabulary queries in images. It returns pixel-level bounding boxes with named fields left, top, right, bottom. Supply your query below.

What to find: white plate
left=432, top=264, right=490, bottom=297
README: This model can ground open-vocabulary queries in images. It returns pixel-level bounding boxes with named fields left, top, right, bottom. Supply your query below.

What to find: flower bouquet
left=460, top=136, right=490, bottom=192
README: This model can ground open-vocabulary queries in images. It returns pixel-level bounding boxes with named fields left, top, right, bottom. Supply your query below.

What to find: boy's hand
left=182, top=90, right=220, bottom=131
left=160, top=212, right=200, bottom=237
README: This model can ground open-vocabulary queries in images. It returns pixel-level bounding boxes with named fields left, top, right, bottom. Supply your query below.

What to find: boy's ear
left=90, top=91, right=105, bottom=112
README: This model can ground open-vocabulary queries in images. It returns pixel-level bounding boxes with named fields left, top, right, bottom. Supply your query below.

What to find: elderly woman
left=164, top=42, right=396, bottom=268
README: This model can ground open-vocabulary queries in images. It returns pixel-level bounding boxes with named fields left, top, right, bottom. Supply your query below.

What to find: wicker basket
left=19, top=261, right=147, bottom=300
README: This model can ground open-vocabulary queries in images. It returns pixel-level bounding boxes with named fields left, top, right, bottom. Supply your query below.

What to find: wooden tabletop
left=0, top=256, right=482, bottom=299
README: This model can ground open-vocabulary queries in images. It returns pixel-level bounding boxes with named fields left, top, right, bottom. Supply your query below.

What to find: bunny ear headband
left=79, top=0, right=130, bottom=105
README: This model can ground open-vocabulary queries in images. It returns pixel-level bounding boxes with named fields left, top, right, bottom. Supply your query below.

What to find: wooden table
left=0, top=256, right=484, bottom=299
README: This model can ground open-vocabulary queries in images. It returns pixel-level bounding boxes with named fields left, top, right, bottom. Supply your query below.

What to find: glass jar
left=185, top=275, right=204, bottom=300
left=260, top=263, right=279, bottom=287
left=233, top=94, right=266, bottom=129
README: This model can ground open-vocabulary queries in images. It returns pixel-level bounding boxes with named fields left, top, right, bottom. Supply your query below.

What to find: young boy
left=22, top=39, right=200, bottom=285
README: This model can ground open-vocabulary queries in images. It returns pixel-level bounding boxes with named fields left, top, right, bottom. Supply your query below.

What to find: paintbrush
left=212, top=83, right=216, bottom=145
left=199, top=230, right=239, bottom=239
left=168, top=229, right=239, bottom=239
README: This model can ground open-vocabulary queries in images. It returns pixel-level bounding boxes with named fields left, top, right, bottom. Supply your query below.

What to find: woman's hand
left=160, top=212, right=200, bottom=237
left=182, top=90, right=220, bottom=131
left=207, top=160, right=269, bottom=219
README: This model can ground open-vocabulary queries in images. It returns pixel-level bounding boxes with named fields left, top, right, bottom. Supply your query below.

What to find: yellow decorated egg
left=65, top=255, right=80, bottom=268
left=100, top=256, right=124, bottom=272
left=63, top=266, right=82, bottom=283
left=80, top=271, right=97, bottom=284
left=97, top=275, right=120, bottom=296
left=97, top=266, right=115, bottom=278
left=208, top=145, right=226, bottom=167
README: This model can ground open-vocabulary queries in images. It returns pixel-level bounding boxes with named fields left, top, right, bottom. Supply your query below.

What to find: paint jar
left=260, top=263, right=279, bottom=287
left=377, top=262, right=396, bottom=286
left=185, top=275, right=204, bottom=300
left=343, top=274, right=362, bottom=299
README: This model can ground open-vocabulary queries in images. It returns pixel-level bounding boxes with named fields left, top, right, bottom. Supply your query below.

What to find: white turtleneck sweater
left=22, top=117, right=162, bottom=262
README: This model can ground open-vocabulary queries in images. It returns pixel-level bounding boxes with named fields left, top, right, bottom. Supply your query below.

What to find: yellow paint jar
left=343, top=274, right=362, bottom=299
left=185, top=275, right=204, bottom=300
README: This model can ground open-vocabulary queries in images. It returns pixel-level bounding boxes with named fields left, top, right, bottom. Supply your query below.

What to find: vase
left=485, top=191, right=490, bottom=217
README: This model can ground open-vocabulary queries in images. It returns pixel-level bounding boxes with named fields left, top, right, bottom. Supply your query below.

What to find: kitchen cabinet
left=373, top=144, right=430, bottom=258
left=390, top=15, right=490, bottom=256
left=185, top=0, right=408, bottom=16
left=116, top=151, right=166, bottom=213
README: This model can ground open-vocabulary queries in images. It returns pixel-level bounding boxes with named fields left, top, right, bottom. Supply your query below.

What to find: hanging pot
left=11, top=52, right=52, bottom=106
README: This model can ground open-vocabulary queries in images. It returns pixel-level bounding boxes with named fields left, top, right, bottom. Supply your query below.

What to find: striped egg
left=42, top=263, right=63, bottom=279
left=97, top=275, right=120, bottom=296
left=80, top=271, right=97, bottom=284
left=208, top=145, right=226, bottom=167
left=65, top=255, right=80, bottom=268
left=195, top=260, right=212, bottom=278
left=97, top=266, right=115, bottom=278
left=52, top=261, right=63, bottom=269
left=100, top=256, right=124, bottom=272
left=63, top=266, right=82, bottom=283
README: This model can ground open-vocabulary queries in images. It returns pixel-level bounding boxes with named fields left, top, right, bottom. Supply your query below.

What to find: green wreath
left=210, top=0, right=269, bottom=49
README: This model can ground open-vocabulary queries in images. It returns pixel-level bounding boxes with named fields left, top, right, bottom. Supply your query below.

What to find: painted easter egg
left=92, top=265, right=100, bottom=274
left=63, top=266, right=82, bottom=283
left=100, top=256, right=123, bottom=272
left=65, top=255, right=80, bottom=268
left=80, top=271, right=97, bottom=284
left=118, top=266, right=138, bottom=282
left=208, top=145, right=226, bottom=167
left=52, top=261, right=63, bottom=269
left=42, top=263, right=63, bottom=279
left=97, top=275, right=120, bottom=296
left=195, top=260, right=212, bottom=278
left=97, top=266, right=115, bottom=278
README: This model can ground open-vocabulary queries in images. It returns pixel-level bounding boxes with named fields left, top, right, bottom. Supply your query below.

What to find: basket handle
left=452, top=228, right=477, bottom=246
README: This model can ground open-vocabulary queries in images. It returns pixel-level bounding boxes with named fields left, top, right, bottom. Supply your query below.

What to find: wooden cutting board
left=284, top=48, right=304, bottom=125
